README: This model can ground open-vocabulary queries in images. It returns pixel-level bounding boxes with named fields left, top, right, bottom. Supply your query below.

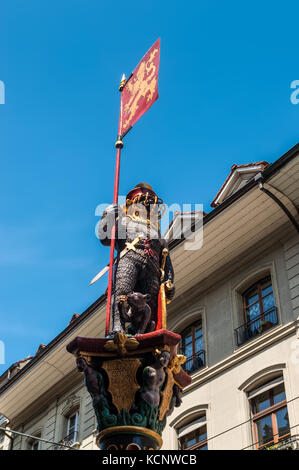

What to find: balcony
left=234, top=307, right=278, bottom=347
left=264, top=435, right=299, bottom=450
left=182, top=350, right=205, bottom=374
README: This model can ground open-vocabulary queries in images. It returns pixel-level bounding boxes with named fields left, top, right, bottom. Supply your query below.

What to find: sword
left=89, top=262, right=113, bottom=286
left=89, top=236, right=141, bottom=286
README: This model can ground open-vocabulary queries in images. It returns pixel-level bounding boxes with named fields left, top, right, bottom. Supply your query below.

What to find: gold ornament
left=153, top=344, right=171, bottom=358
left=77, top=352, right=92, bottom=365
left=97, top=426, right=163, bottom=450
left=102, top=358, right=141, bottom=414
left=104, top=332, right=139, bottom=357
left=159, top=368, right=175, bottom=421
left=168, top=354, right=186, bottom=375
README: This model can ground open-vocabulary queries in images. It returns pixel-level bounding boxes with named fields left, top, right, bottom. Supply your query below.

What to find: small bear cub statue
left=124, top=292, right=155, bottom=335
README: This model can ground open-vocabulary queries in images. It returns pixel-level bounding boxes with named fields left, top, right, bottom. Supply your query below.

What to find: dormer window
left=211, top=161, right=268, bottom=208
left=164, top=210, right=206, bottom=243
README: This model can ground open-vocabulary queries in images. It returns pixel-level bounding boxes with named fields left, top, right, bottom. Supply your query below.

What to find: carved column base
left=66, top=329, right=191, bottom=451
left=97, top=426, right=162, bottom=450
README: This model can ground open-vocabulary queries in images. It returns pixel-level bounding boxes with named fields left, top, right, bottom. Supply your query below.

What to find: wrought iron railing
left=49, top=431, right=80, bottom=450
left=234, top=307, right=278, bottom=347
left=182, top=350, right=205, bottom=374
left=263, top=434, right=299, bottom=450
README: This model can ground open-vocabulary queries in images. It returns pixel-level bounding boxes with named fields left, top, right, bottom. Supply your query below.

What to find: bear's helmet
left=126, top=183, right=163, bottom=207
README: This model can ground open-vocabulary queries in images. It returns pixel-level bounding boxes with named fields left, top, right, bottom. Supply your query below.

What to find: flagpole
left=103, top=39, right=160, bottom=335
left=105, top=76, right=126, bottom=336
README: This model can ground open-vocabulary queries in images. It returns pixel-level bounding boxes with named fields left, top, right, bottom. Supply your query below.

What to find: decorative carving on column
left=67, top=331, right=191, bottom=449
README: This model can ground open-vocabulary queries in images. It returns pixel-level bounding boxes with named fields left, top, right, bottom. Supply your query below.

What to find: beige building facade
left=0, top=144, right=299, bottom=450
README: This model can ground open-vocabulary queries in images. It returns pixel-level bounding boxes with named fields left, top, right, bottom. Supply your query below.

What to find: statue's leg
left=112, top=254, right=139, bottom=333
left=138, top=264, right=160, bottom=327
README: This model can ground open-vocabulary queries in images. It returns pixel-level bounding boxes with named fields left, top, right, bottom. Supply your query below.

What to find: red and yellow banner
left=120, top=39, right=160, bottom=135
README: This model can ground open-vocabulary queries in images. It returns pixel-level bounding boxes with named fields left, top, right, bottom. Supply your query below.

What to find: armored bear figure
left=98, top=183, right=175, bottom=334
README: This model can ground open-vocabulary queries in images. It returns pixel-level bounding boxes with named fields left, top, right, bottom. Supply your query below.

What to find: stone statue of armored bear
left=98, top=183, right=175, bottom=335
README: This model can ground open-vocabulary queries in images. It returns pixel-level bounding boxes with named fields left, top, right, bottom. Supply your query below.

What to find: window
left=66, top=411, right=79, bottom=444
left=243, top=276, right=275, bottom=323
left=27, top=433, right=41, bottom=450
left=31, top=439, right=40, bottom=450
left=49, top=410, right=80, bottom=450
left=178, top=414, right=208, bottom=450
left=235, top=276, right=278, bottom=346
left=180, top=321, right=205, bottom=373
left=249, top=377, right=290, bottom=449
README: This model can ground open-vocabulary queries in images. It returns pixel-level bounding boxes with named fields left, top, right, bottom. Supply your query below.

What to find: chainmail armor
left=99, top=205, right=175, bottom=333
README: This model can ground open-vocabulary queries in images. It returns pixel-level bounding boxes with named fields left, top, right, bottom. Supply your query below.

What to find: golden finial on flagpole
left=119, top=73, right=127, bottom=92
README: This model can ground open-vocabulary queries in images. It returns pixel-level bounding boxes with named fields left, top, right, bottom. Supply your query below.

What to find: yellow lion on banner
left=122, top=47, right=158, bottom=130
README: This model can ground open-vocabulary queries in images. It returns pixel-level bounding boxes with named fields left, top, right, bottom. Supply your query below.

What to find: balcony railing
left=49, top=431, right=80, bottom=450
left=265, top=434, right=299, bottom=450
left=234, top=307, right=278, bottom=347
left=182, top=350, right=205, bottom=374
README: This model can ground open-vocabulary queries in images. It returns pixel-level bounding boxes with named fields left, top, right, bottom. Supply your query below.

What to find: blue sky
left=0, top=1, right=298, bottom=374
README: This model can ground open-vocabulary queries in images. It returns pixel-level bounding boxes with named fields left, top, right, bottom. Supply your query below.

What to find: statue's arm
left=98, top=204, right=119, bottom=247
